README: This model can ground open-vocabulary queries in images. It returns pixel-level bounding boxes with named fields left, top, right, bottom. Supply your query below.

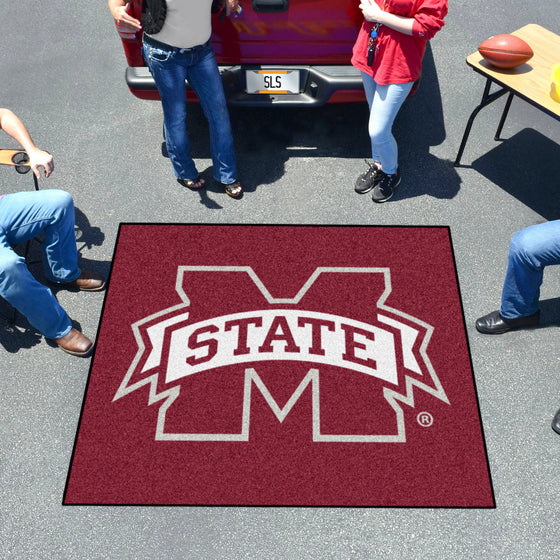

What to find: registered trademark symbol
left=417, top=412, right=433, bottom=427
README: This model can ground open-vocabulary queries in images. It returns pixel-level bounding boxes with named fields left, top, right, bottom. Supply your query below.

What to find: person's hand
left=224, top=0, right=239, bottom=17
left=27, top=148, right=54, bottom=179
left=359, top=0, right=384, bottom=23
left=110, top=4, right=141, bottom=32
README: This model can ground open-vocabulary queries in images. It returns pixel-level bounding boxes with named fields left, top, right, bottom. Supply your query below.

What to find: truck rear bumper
left=125, top=65, right=365, bottom=106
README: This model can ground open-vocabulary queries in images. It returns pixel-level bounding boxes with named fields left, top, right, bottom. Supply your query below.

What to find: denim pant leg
left=500, top=220, right=560, bottom=318
left=187, top=43, right=237, bottom=185
left=143, top=42, right=199, bottom=181
left=0, top=191, right=77, bottom=338
left=187, top=43, right=237, bottom=184
left=361, top=73, right=413, bottom=175
left=0, top=190, right=81, bottom=283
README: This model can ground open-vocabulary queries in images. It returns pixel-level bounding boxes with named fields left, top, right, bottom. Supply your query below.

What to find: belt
left=143, top=34, right=207, bottom=53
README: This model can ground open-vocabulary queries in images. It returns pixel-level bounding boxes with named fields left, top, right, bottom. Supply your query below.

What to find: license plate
left=246, top=70, right=299, bottom=94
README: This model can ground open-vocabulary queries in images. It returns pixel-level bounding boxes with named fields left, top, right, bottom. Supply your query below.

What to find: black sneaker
left=354, top=162, right=382, bottom=194
left=372, top=169, right=401, bottom=203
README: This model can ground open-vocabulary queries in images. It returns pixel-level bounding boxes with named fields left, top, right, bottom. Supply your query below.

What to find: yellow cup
left=551, top=63, right=560, bottom=102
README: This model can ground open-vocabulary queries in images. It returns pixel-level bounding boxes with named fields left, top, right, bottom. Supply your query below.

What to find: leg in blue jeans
left=361, top=73, right=413, bottom=175
left=0, top=190, right=80, bottom=338
left=186, top=45, right=237, bottom=184
left=143, top=41, right=237, bottom=184
left=500, top=220, right=560, bottom=319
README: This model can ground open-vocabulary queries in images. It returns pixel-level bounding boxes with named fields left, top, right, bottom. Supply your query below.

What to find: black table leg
left=495, top=92, right=514, bottom=140
left=454, top=79, right=510, bottom=166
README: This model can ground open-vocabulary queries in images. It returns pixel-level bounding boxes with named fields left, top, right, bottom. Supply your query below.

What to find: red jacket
left=351, top=0, right=448, bottom=85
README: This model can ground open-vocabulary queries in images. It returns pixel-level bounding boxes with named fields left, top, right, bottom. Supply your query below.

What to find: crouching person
left=0, top=108, right=104, bottom=356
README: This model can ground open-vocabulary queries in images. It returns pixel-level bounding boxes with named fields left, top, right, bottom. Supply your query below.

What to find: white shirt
left=149, top=0, right=213, bottom=49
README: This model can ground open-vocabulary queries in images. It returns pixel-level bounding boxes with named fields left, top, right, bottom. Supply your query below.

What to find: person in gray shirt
left=109, top=0, right=243, bottom=198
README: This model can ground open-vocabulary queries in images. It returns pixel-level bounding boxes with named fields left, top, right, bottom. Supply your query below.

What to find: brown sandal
left=222, top=180, right=243, bottom=198
left=178, top=176, right=205, bottom=190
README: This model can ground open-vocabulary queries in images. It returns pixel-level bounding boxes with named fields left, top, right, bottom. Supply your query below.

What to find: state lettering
left=181, top=310, right=393, bottom=382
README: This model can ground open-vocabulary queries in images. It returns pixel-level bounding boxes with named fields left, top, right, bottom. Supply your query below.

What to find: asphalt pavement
left=1, top=1, right=559, bottom=558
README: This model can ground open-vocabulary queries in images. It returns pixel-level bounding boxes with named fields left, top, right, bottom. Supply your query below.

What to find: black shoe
left=372, top=169, right=401, bottom=203
left=552, top=408, right=560, bottom=435
left=355, top=162, right=382, bottom=194
left=475, top=309, right=540, bottom=334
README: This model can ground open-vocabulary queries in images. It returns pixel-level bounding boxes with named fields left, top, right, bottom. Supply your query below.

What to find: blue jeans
left=361, top=73, right=413, bottom=175
left=500, top=220, right=560, bottom=319
left=0, top=190, right=80, bottom=338
left=143, top=39, right=237, bottom=184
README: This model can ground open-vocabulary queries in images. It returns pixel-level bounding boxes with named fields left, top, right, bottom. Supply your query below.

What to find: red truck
left=115, top=0, right=366, bottom=106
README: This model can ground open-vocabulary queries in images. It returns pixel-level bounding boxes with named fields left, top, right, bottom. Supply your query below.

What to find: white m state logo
left=113, top=266, right=449, bottom=442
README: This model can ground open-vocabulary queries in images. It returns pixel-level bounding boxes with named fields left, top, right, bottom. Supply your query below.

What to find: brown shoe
left=67, top=269, right=105, bottom=291
left=54, top=328, right=94, bottom=357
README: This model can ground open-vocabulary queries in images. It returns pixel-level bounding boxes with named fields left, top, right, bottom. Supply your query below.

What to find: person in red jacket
left=352, top=0, right=447, bottom=202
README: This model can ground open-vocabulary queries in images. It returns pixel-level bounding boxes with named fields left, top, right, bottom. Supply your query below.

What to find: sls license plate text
left=246, top=70, right=299, bottom=94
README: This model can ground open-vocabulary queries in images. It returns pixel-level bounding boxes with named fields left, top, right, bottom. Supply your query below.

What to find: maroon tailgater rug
left=64, top=224, right=494, bottom=507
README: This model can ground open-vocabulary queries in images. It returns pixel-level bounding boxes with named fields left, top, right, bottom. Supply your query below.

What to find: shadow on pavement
left=0, top=319, right=42, bottom=353
left=392, top=43, right=461, bottom=202
left=539, top=297, right=560, bottom=328
left=75, top=206, right=105, bottom=252
left=168, top=43, right=460, bottom=203
left=472, top=128, right=560, bottom=220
